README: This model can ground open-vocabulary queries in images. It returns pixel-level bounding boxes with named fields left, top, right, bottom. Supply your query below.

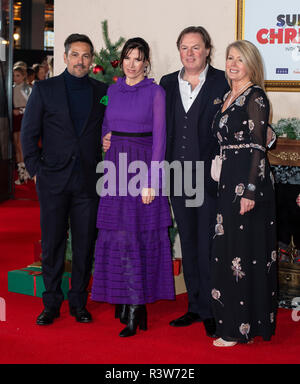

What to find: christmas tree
left=90, top=20, right=125, bottom=84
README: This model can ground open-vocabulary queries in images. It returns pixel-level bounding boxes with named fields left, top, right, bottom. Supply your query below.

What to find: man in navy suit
left=160, top=26, right=229, bottom=336
left=21, top=34, right=108, bottom=325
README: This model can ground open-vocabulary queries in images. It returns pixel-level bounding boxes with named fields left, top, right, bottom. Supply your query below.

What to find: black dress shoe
left=115, top=304, right=129, bottom=325
left=70, top=307, right=92, bottom=323
left=203, top=318, right=217, bottom=338
left=36, top=309, right=60, bottom=326
left=119, top=305, right=147, bottom=337
left=169, top=312, right=202, bottom=327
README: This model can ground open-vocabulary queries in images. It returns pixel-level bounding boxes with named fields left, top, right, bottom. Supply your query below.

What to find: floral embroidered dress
left=211, top=85, right=277, bottom=342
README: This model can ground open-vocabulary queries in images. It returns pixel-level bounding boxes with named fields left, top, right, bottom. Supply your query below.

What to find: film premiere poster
left=242, top=0, right=300, bottom=83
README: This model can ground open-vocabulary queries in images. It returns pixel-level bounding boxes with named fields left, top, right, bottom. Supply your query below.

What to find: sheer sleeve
left=243, top=88, right=270, bottom=200
left=147, top=85, right=167, bottom=191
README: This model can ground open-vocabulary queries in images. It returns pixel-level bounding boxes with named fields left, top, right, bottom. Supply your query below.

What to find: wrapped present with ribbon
left=173, top=258, right=182, bottom=276
left=8, top=267, right=71, bottom=299
left=34, top=231, right=73, bottom=263
left=27, top=260, right=72, bottom=272
left=33, top=240, right=42, bottom=262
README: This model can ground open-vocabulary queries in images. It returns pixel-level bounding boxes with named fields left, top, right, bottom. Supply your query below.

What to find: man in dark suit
left=160, top=26, right=229, bottom=336
left=21, top=34, right=108, bottom=325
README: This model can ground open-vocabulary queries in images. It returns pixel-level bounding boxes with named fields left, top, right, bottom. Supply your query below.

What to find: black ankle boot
left=119, top=305, right=147, bottom=337
left=115, top=304, right=129, bottom=324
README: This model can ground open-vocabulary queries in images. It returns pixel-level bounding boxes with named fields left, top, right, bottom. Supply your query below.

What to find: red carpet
left=0, top=181, right=299, bottom=364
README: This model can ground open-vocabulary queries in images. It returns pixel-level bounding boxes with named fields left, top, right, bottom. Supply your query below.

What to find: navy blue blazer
left=160, top=66, right=229, bottom=197
left=160, top=65, right=229, bottom=163
left=21, top=72, right=108, bottom=196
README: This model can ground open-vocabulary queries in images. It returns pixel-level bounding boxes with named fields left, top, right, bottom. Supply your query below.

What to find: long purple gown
left=91, top=77, right=175, bottom=305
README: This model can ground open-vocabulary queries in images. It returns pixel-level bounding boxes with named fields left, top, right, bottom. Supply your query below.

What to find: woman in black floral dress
left=211, top=40, right=277, bottom=347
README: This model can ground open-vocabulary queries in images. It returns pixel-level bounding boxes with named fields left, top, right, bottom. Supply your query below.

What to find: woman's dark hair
left=32, top=64, right=44, bottom=80
left=27, top=67, right=35, bottom=77
left=176, top=26, right=213, bottom=64
left=64, top=33, right=94, bottom=56
left=120, top=37, right=151, bottom=73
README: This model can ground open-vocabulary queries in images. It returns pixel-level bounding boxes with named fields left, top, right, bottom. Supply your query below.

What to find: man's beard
left=72, top=65, right=88, bottom=77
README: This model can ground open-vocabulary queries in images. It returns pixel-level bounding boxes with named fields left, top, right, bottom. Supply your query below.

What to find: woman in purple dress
left=91, top=38, right=175, bottom=337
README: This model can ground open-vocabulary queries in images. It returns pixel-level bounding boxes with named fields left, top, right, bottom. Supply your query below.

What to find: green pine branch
left=90, top=20, right=125, bottom=84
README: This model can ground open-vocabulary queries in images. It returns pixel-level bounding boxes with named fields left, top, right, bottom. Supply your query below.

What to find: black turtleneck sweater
left=63, top=69, right=92, bottom=137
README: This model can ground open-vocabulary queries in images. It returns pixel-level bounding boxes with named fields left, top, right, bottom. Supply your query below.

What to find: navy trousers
left=170, top=171, right=216, bottom=319
left=37, top=171, right=99, bottom=311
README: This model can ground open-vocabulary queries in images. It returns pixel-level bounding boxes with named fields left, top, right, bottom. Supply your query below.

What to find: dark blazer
left=160, top=65, right=230, bottom=163
left=21, top=73, right=108, bottom=196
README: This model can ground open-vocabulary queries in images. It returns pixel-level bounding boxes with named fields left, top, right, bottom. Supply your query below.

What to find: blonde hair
left=13, top=61, right=27, bottom=70
left=226, top=40, right=265, bottom=90
left=13, top=66, right=27, bottom=78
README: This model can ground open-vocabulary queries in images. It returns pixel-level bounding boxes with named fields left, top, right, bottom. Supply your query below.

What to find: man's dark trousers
left=170, top=174, right=216, bottom=320
left=37, top=170, right=99, bottom=311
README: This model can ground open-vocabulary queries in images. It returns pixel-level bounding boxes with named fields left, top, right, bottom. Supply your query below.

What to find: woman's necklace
left=226, top=81, right=252, bottom=107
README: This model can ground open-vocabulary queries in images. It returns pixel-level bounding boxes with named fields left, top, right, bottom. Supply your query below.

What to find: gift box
left=33, top=240, right=42, bottom=262
left=8, top=267, right=71, bottom=300
left=87, top=276, right=93, bottom=293
left=65, top=232, right=73, bottom=262
left=173, top=258, right=182, bottom=276
left=34, top=233, right=73, bottom=263
left=27, top=260, right=72, bottom=272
